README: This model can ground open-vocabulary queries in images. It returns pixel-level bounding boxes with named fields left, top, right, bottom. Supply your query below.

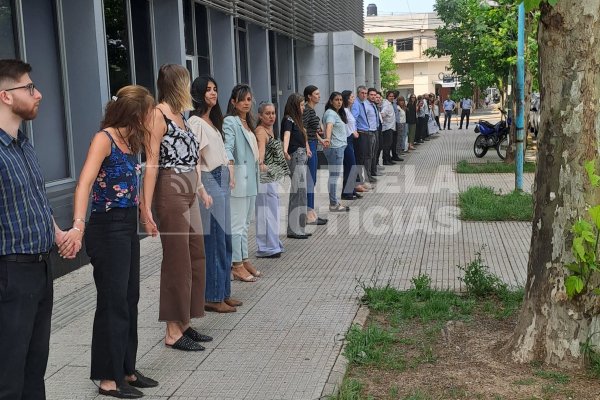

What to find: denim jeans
left=306, top=139, right=318, bottom=211
left=324, top=145, right=346, bottom=206
left=200, top=166, right=232, bottom=302
left=287, top=148, right=308, bottom=236
left=343, top=136, right=359, bottom=196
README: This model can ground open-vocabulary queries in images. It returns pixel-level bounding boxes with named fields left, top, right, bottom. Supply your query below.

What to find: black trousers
left=391, top=127, right=399, bottom=157
left=371, top=129, right=381, bottom=174
left=0, top=256, right=53, bottom=400
left=416, top=117, right=428, bottom=141
left=460, top=109, right=471, bottom=128
left=381, top=129, right=394, bottom=162
left=85, top=207, right=140, bottom=385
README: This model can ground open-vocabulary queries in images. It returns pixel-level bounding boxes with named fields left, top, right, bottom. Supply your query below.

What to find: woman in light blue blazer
left=223, top=84, right=261, bottom=282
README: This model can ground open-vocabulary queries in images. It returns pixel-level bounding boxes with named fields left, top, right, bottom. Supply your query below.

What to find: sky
left=364, top=0, right=437, bottom=15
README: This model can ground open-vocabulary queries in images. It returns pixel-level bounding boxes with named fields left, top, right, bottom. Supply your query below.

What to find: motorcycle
left=473, top=108, right=511, bottom=160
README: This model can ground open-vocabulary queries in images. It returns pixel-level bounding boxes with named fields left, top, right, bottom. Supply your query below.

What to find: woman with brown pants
left=141, top=64, right=212, bottom=351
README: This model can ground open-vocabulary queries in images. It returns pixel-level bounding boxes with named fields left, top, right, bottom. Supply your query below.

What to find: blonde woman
left=141, top=64, right=211, bottom=351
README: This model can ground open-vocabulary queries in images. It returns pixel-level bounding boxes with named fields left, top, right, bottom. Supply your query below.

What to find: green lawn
left=458, top=186, right=533, bottom=221
left=456, top=160, right=536, bottom=173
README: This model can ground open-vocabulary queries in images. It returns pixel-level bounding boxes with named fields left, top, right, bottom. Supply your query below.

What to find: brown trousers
left=154, top=169, right=205, bottom=323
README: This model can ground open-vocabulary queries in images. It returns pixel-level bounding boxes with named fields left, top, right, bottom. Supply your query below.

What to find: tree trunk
left=505, top=69, right=516, bottom=163
left=506, top=1, right=600, bottom=368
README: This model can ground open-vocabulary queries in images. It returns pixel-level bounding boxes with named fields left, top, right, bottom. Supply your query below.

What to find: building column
left=331, top=32, right=356, bottom=93
left=208, top=9, right=235, bottom=112
left=247, top=24, right=270, bottom=105
left=365, top=53, right=374, bottom=88
left=153, top=0, right=185, bottom=67
left=276, top=33, right=295, bottom=112
left=354, top=48, right=366, bottom=88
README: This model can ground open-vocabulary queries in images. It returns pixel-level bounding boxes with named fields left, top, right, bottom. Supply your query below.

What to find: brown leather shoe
left=205, top=301, right=236, bottom=313
left=224, top=298, right=243, bottom=307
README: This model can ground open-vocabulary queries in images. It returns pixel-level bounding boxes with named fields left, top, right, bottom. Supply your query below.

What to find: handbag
left=260, top=136, right=290, bottom=183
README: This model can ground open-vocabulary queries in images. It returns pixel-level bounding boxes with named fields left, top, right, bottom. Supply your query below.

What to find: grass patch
left=534, top=369, right=570, bottom=384
left=458, top=186, right=533, bottom=221
left=456, top=159, right=536, bottom=173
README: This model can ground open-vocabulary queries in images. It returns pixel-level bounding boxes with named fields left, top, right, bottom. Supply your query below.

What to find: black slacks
left=85, top=207, right=140, bottom=385
left=460, top=109, right=471, bottom=128
left=381, top=129, right=394, bottom=162
left=0, top=257, right=53, bottom=400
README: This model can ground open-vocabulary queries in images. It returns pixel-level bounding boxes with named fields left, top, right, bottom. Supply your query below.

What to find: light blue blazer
left=223, top=116, right=259, bottom=198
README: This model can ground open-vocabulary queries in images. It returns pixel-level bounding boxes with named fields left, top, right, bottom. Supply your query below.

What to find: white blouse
left=188, top=115, right=229, bottom=172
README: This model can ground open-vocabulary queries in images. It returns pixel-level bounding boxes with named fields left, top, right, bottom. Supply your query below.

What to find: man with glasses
left=0, top=59, right=74, bottom=400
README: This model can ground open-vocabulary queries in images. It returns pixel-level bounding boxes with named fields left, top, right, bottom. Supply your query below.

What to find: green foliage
left=458, top=186, right=533, bottom=221
left=524, top=0, right=559, bottom=12
left=458, top=247, right=508, bottom=297
left=456, top=160, right=536, bottom=173
left=369, top=37, right=399, bottom=92
left=328, top=378, right=370, bottom=400
left=564, top=160, right=600, bottom=298
left=411, top=274, right=432, bottom=298
left=533, top=369, right=570, bottom=384
left=343, top=324, right=406, bottom=370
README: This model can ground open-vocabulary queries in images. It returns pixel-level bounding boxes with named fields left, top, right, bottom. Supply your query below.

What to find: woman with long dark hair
left=406, top=94, right=417, bottom=150
left=223, top=84, right=261, bottom=282
left=189, top=76, right=242, bottom=312
left=142, top=64, right=210, bottom=352
left=322, top=91, right=350, bottom=211
left=282, top=93, right=312, bottom=239
left=302, top=85, right=328, bottom=225
left=65, top=85, right=158, bottom=397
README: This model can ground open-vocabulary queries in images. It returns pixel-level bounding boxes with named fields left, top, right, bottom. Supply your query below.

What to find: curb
left=320, top=304, right=371, bottom=399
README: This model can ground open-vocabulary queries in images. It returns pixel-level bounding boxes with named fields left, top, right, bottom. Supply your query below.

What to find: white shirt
left=188, top=116, right=229, bottom=172
left=381, top=100, right=396, bottom=131
left=462, top=98, right=472, bottom=109
left=344, top=108, right=356, bottom=138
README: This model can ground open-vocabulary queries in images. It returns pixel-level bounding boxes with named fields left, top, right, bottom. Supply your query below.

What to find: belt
left=0, top=252, right=51, bottom=263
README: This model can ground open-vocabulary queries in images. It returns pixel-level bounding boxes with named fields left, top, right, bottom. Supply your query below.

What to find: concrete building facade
left=1, top=0, right=378, bottom=277
left=364, top=11, right=454, bottom=98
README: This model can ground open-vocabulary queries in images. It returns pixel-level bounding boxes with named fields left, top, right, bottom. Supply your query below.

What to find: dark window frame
left=396, top=38, right=413, bottom=52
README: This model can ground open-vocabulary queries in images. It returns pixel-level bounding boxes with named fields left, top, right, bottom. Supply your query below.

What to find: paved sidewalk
left=45, top=115, right=534, bottom=399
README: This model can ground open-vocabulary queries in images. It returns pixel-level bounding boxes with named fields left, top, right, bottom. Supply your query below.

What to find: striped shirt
left=0, top=129, right=54, bottom=255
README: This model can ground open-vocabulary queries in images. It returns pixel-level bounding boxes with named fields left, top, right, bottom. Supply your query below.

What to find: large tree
left=506, top=0, right=600, bottom=368
left=370, top=37, right=399, bottom=92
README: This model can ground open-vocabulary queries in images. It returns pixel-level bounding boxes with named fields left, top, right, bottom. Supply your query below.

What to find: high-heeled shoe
left=243, top=260, right=262, bottom=277
left=232, top=264, right=256, bottom=282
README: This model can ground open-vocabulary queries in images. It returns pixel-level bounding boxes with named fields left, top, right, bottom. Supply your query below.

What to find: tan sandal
left=232, top=264, right=256, bottom=282
left=243, top=260, right=262, bottom=277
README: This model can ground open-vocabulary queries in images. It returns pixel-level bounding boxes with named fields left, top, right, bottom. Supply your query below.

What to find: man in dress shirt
left=0, top=59, right=74, bottom=400
left=459, top=96, right=473, bottom=129
left=351, top=85, right=377, bottom=184
left=366, top=88, right=381, bottom=178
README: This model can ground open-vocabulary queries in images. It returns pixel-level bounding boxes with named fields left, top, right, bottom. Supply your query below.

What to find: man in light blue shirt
left=351, top=86, right=375, bottom=183
left=459, top=97, right=473, bottom=129
left=442, top=95, right=456, bottom=130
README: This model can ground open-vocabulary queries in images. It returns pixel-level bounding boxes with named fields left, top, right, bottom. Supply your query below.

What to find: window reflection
left=104, top=0, right=131, bottom=96
left=0, top=0, right=17, bottom=59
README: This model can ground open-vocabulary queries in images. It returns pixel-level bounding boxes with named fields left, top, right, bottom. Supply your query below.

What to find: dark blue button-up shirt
left=0, top=128, right=54, bottom=255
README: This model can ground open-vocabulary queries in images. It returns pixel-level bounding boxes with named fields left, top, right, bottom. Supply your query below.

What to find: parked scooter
left=473, top=109, right=511, bottom=160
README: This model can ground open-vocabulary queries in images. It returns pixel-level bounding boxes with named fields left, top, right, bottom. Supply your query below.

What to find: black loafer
left=128, top=370, right=158, bottom=389
left=341, top=195, right=357, bottom=200
left=287, top=233, right=309, bottom=239
left=99, top=383, right=143, bottom=399
left=307, top=217, right=327, bottom=226
left=261, top=252, right=281, bottom=258
left=184, top=327, right=213, bottom=342
left=166, top=335, right=205, bottom=351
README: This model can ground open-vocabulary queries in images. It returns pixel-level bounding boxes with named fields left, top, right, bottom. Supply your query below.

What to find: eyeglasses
left=3, top=83, right=36, bottom=96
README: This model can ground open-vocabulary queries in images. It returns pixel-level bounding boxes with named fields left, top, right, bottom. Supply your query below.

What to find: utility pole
left=515, top=2, right=525, bottom=191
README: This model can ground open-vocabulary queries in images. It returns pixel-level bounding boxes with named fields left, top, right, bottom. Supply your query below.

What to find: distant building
left=365, top=12, right=455, bottom=98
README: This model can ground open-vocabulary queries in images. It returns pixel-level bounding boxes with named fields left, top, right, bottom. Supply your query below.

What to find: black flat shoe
left=166, top=335, right=205, bottom=351
left=287, top=233, right=309, bottom=239
left=184, top=327, right=213, bottom=342
left=128, top=370, right=158, bottom=389
left=307, top=217, right=327, bottom=225
left=341, top=195, right=358, bottom=200
left=99, top=383, right=143, bottom=399
left=261, top=252, right=281, bottom=258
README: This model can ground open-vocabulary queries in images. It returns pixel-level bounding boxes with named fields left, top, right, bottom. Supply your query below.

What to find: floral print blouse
left=91, top=130, right=141, bottom=212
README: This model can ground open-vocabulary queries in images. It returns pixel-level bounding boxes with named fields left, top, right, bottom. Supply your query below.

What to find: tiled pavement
left=45, top=110, right=534, bottom=399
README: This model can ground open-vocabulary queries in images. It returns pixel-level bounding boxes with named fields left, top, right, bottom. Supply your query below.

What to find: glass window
left=396, top=38, right=413, bottom=52
left=131, top=0, right=155, bottom=95
left=195, top=3, right=210, bottom=76
left=387, top=39, right=393, bottom=48
left=183, top=0, right=193, bottom=56
left=104, top=0, right=131, bottom=96
left=0, top=0, right=17, bottom=59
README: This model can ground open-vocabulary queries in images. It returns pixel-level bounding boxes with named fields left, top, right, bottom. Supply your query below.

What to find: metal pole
left=515, top=2, right=525, bottom=191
